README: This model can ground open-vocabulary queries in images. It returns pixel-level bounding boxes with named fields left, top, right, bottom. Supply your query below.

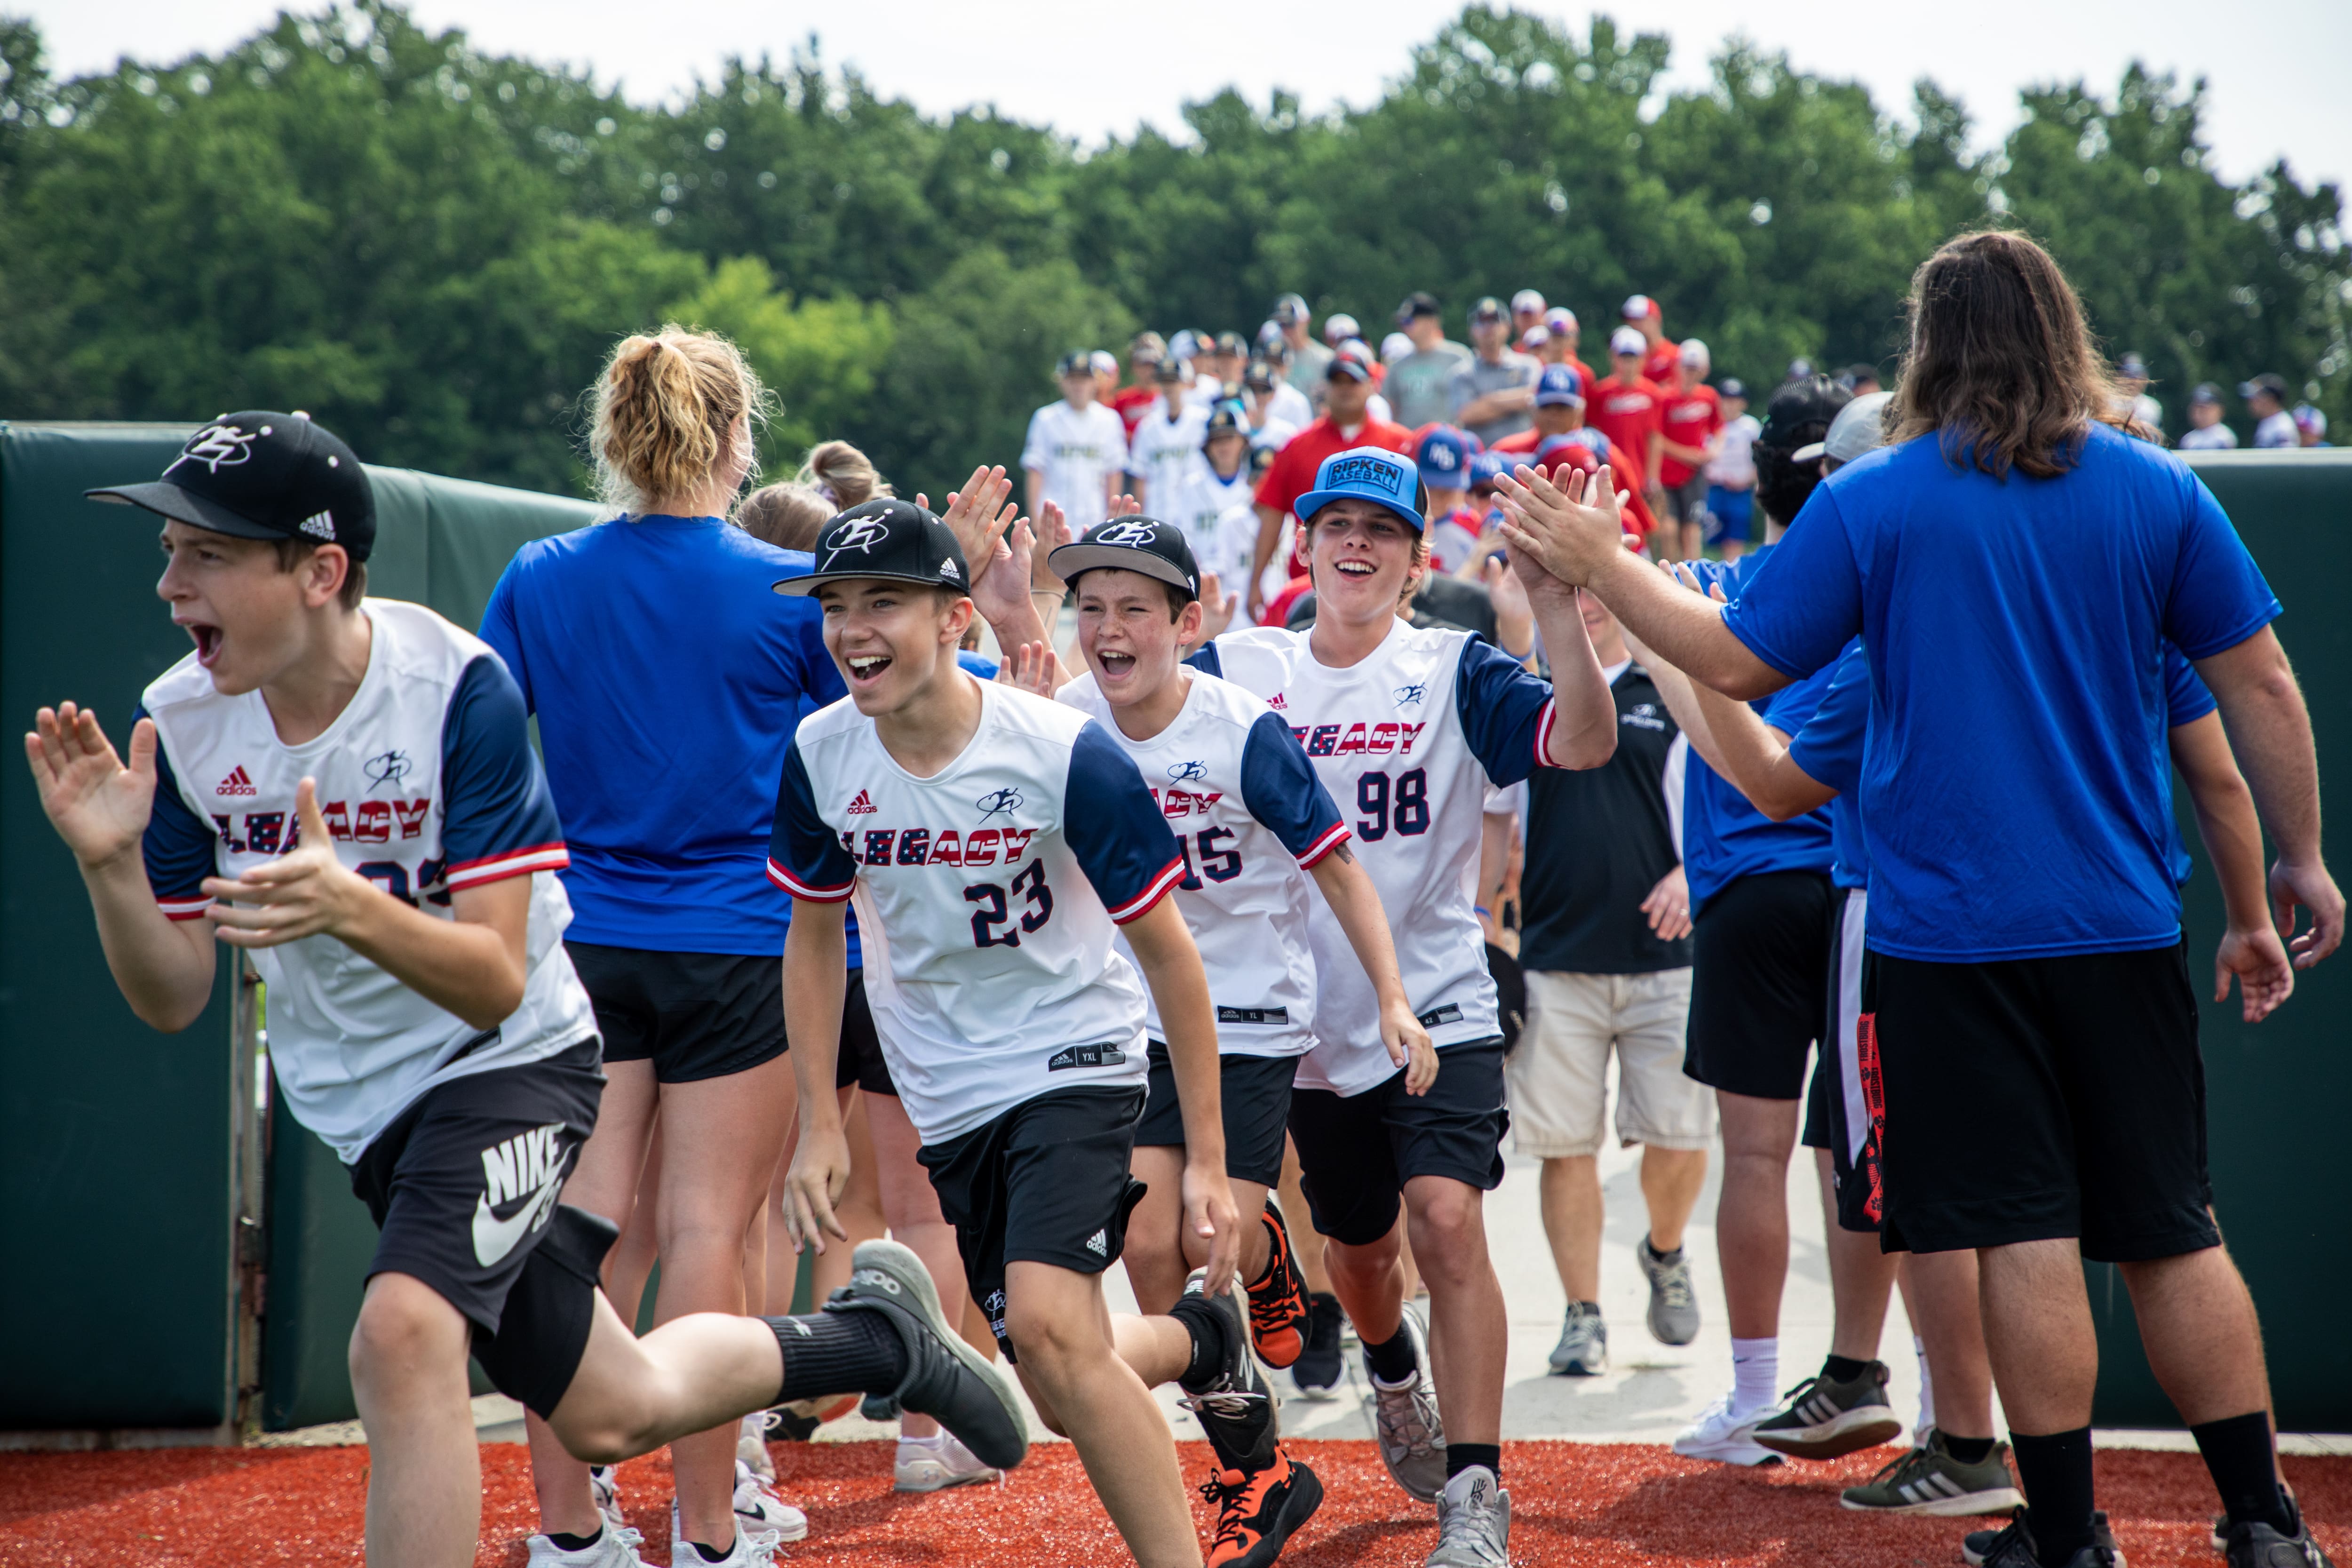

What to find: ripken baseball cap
left=774, top=499, right=970, bottom=597
left=88, top=410, right=378, bottom=561
left=1296, top=446, right=1426, bottom=534
left=1048, top=516, right=1200, bottom=601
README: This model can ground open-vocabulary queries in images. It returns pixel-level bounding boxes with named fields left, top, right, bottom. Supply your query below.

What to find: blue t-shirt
left=1720, top=425, right=2279, bottom=960
left=481, top=515, right=850, bottom=957
left=1678, top=549, right=1836, bottom=911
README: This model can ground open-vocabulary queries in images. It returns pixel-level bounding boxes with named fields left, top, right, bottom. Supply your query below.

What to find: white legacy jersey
left=1192, top=620, right=1564, bottom=1094
left=768, top=680, right=1186, bottom=1143
left=1058, top=669, right=1349, bottom=1057
left=1128, top=400, right=1211, bottom=505
left=1164, top=467, right=1256, bottom=585
left=1021, top=399, right=1128, bottom=533
left=138, top=599, right=596, bottom=1162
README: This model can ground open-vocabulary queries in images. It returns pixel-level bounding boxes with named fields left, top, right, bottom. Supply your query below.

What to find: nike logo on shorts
left=472, top=1121, right=573, bottom=1266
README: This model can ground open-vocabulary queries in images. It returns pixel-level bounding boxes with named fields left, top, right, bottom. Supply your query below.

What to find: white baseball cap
left=1380, top=331, right=1414, bottom=365
left=1510, top=288, right=1546, bottom=316
left=1621, top=294, right=1657, bottom=320
left=1609, top=325, right=1646, bottom=356
left=1679, top=338, right=1710, bottom=369
left=1793, top=390, right=1894, bottom=466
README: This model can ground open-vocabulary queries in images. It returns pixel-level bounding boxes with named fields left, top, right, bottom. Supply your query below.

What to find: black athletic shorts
left=565, top=942, right=785, bottom=1084
left=919, top=1086, right=1149, bottom=1363
left=1664, top=474, right=1710, bottom=526
left=1133, top=1043, right=1299, bottom=1187
left=1867, top=939, right=2220, bottom=1262
left=1685, top=869, right=1835, bottom=1099
left=827, top=968, right=895, bottom=1096
left=1287, top=1040, right=1510, bottom=1248
left=349, top=1037, right=612, bottom=1418
left=1814, top=887, right=1885, bottom=1235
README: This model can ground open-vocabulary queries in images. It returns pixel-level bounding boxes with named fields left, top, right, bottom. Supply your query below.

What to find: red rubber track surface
left=2, top=1440, right=2344, bottom=1566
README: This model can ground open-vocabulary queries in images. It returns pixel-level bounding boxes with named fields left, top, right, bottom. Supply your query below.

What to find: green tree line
left=1, top=2, right=2343, bottom=504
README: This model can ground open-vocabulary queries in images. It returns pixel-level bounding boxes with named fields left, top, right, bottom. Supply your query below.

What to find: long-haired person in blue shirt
left=482, top=328, right=841, bottom=1568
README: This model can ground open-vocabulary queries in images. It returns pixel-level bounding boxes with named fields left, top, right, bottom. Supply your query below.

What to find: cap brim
left=86, top=481, right=281, bottom=541
left=773, top=568, right=965, bottom=598
left=1534, top=395, right=1585, bottom=408
left=1048, top=544, right=1197, bottom=597
left=1296, top=488, right=1424, bottom=533
left=1790, top=441, right=1828, bottom=464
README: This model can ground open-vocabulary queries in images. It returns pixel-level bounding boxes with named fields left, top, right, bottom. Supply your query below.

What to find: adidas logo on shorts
left=1084, top=1229, right=1108, bottom=1257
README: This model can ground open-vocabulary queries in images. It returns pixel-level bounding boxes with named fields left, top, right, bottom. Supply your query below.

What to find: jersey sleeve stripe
left=1294, top=820, right=1351, bottom=868
left=158, top=897, right=214, bottom=920
left=443, top=842, right=570, bottom=889
left=1533, top=696, right=1559, bottom=768
left=767, top=856, right=855, bottom=902
left=1105, top=854, right=1186, bottom=924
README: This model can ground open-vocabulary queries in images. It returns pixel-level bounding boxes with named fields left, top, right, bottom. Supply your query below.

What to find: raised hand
left=1033, top=501, right=1073, bottom=594
left=25, top=703, right=157, bottom=869
left=1194, top=568, right=1237, bottom=643
left=938, top=465, right=1019, bottom=593
left=969, top=517, right=1037, bottom=630
left=1107, top=492, right=1144, bottom=520
left=1492, top=462, right=1633, bottom=588
left=203, top=778, right=368, bottom=948
left=1003, top=639, right=1060, bottom=699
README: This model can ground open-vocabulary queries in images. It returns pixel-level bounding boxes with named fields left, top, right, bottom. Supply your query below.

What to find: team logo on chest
left=1166, top=759, right=1207, bottom=783
left=975, top=786, right=1024, bottom=822
left=1393, top=683, right=1426, bottom=707
left=365, top=750, right=413, bottom=792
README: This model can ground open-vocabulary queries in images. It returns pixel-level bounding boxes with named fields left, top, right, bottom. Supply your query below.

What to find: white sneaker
left=670, top=1462, right=810, bottom=1552
left=525, top=1525, right=647, bottom=1567
left=588, top=1465, right=628, bottom=1535
left=736, top=1412, right=777, bottom=1483
left=1671, top=1392, right=1780, bottom=1465
left=1425, top=1465, right=1511, bottom=1568
left=663, top=1527, right=785, bottom=1568
left=893, top=1431, right=1003, bottom=1493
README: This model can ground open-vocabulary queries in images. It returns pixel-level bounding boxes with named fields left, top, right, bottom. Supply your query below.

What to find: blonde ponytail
left=795, top=439, right=892, bottom=512
left=590, top=325, right=766, bottom=514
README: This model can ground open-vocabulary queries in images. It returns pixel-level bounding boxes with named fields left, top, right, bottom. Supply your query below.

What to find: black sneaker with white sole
left=1748, top=1359, right=1902, bottom=1460
left=1964, top=1508, right=2125, bottom=1568
left=816, top=1238, right=1030, bottom=1472
left=1170, top=1269, right=1279, bottom=1473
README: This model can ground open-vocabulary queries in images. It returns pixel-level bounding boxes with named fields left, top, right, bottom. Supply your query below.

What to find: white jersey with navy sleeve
left=767, top=679, right=1186, bottom=1143
left=136, top=599, right=596, bottom=1162
left=1057, top=669, right=1349, bottom=1059
left=1190, top=621, right=1563, bottom=1095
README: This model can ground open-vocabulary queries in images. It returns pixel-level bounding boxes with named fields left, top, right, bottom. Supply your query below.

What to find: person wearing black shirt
left=1502, top=590, right=1708, bottom=1378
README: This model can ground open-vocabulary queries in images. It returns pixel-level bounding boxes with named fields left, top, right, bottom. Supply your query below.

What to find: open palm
left=25, top=703, right=156, bottom=867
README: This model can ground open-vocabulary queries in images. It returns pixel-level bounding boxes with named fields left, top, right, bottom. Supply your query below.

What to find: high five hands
left=1490, top=463, right=1642, bottom=588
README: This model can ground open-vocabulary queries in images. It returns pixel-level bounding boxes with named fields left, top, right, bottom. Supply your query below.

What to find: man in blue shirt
left=1494, top=231, right=2339, bottom=1568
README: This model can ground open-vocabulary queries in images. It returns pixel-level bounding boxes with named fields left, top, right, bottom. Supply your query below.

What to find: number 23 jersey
left=1190, top=621, right=1563, bottom=1095
left=768, top=679, right=1186, bottom=1143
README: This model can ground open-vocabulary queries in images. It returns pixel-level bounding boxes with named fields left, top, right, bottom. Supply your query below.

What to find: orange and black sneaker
left=1202, top=1448, right=1325, bottom=1568
left=1245, top=1200, right=1311, bottom=1368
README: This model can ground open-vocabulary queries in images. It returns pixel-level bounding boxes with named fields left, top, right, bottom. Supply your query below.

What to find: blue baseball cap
left=1416, top=426, right=1478, bottom=490
left=1534, top=364, right=1584, bottom=407
left=1467, top=452, right=1511, bottom=491
left=1295, top=446, right=1426, bottom=533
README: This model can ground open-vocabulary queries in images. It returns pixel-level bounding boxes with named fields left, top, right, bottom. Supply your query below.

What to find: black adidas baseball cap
left=773, top=498, right=970, bottom=598
left=1048, top=516, right=1200, bottom=603
left=87, top=410, right=377, bottom=561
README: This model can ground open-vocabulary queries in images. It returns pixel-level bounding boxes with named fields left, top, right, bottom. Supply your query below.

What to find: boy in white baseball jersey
left=1186, top=446, right=1619, bottom=1568
left=771, top=500, right=1297, bottom=1568
left=34, top=419, right=1026, bottom=1568
left=1022, top=350, right=1128, bottom=533
left=1128, top=357, right=1212, bottom=509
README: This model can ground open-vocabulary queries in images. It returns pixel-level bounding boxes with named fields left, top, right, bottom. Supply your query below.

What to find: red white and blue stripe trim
left=1533, top=697, right=1561, bottom=768
left=158, top=895, right=215, bottom=922
left=1294, top=821, right=1352, bottom=869
left=445, top=841, right=570, bottom=891
left=767, top=857, right=855, bottom=902
left=1105, top=854, right=1186, bottom=924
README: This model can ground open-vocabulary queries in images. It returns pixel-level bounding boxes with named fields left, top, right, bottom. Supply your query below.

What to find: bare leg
left=866, top=1088, right=973, bottom=1435
left=350, top=1272, right=482, bottom=1568
left=1639, top=1145, right=1707, bottom=1253
left=1715, top=1090, right=1798, bottom=1339
left=1005, top=1262, right=1201, bottom=1568
left=1902, top=1250, right=1995, bottom=1440
left=1321, top=1211, right=1407, bottom=1352
left=1978, top=1238, right=2098, bottom=1433
left=1405, top=1175, right=1506, bottom=1447
left=2117, top=1243, right=2273, bottom=1425
left=548, top=1295, right=787, bottom=1465
left=1124, top=1144, right=1193, bottom=1315
left=607, top=1119, right=663, bottom=1326
left=1276, top=1137, right=1333, bottom=1297
left=1819, top=1149, right=1899, bottom=1361
left=1539, top=1154, right=1604, bottom=1301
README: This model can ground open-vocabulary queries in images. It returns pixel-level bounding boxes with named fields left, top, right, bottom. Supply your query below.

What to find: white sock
left=1913, top=1333, right=1937, bottom=1438
left=1731, top=1336, right=1779, bottom=1417
left=899, top=1432, right=945, bottom=1450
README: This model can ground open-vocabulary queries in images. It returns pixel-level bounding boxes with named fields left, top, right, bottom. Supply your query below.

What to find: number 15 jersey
left=768, top=679, right=1186, bottom=1143
left=1190, top=621, right=1564, bottom=1096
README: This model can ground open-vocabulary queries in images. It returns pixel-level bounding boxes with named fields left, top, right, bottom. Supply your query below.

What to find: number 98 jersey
left=768, top=680, right=1187, bottom=1143
left=1189, top=622, right=1563, bottom=1096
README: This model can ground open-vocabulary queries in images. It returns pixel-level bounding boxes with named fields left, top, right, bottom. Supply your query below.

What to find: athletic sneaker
left=1670, top=1393, right=1780, bottom=1466
left=2214, top=1488, right=2309, bottom=1555
left=1635, top=1237, right=1700, bottom=1346
left=525, top=1525, right=647, bottom=1567
left=822, top=1237, right=1030, bottom=1471
left=1964, top=1507, right=2123, bottom=1568
left=670, top=1462, right=808, bottom=1549
left=1750, top=1360, right=1902, bottom=1459
left=1172, top=1269, right=1280, bottom=1472
left=893, top=1431, right=1002, bottom=1493
left=736, top=1412, right=775, bottom=1484
left=1290, top=1293, right=1346, bottom=1398
left=1201, top=1449, right=1325, bottom=1568
left=1367, top=1305, right=1447, bottom=1504
left=2222, top=1515, right=2335, bottom=1568
left=589, top=1465, right=627, bottom=1535
left=1246, top=1200, right=1312, bottom=1369
left=1548, top=1302, right=1607, bottom=1376
left=763, top=1405, right=821, bottom=1443
left=1840, top=1430, right=2022, bottom=1515
left=1425, top=1465, right=1511, bottom=1568
left=665, top=1527, right=786, bottom=1568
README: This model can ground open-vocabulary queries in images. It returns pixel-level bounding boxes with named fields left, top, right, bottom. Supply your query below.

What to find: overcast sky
left=25, top=0, right=2352, bottom=191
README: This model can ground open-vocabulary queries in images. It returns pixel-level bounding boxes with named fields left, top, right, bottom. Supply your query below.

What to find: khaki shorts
left=1506, top=968, right=1710, bottom=1158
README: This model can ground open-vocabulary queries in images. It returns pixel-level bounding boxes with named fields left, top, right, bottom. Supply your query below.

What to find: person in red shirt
left=1491, top=365, right=1659, bottom=539
left=1589, top=327, right=1667, bottom=514
left=1657, top=339, right=1725, bottom=561
left=1109, top=331, right=1167, bottom=438
left=1542, top=308, right=1600, bottom=395
left=1245, top=341, right=1414, bottom=620
left=1623, top=294, right=1679, bottom=387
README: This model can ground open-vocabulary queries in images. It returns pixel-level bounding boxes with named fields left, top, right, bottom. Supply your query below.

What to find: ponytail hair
left=737, top=482, right=834, bottom=552
left=590, top=326, right=766, bottom=514
left=795, top=439, right=892, bottom=511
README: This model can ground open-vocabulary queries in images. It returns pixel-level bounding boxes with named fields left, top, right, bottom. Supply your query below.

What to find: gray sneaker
left=1635, top=1236, right=1700, bottom=1346
left=1841, top=1429, right=2024, bottom=1515
left=1749, top=1359, right=1902, bottom=1460
left=1547, top=1302, right=1607, bottom=1376
left=1366, top=1304, right=1447, bottom=1504
left=1425, top=1465, right=1511, bottom=1567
